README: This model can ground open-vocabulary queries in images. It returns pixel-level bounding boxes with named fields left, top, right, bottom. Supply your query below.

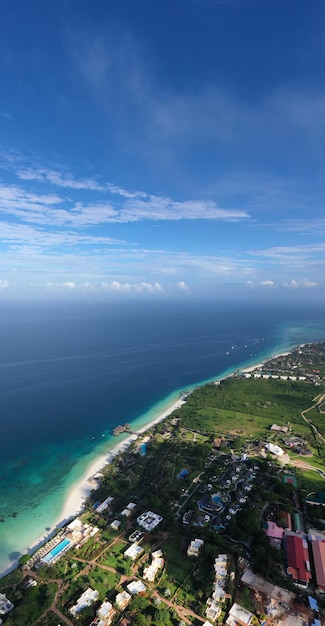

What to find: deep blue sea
left=0, top=298, right=324, bottom=573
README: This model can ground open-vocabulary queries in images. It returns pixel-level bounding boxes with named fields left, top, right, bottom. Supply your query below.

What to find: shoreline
left=0, top=342, right=315, bottom=577
left=0, top=397, right=187, bottom=578
left=54, top=396, right=186, bottom=528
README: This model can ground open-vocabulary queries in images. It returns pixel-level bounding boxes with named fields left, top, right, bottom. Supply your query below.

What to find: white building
left=137, top=510, right=163, bottom=532
left=97, top=600, right=115, bottom=624
left=126, top=580, right=146, bottom=595
left=206, top=598, right=222, bottom=622
left=226, top=602, right=254, bottom=626
left=110, top=519, right=121, bottom=530
left=0, top=593, right=14, bottom=617
left=115, top=590, right=131, bottom=610
left=265, top=442, right=284, bottom=456
left=124, top=544, right=143, bottom=560
left=143, top=550, right=164, bottom=581
left=69, top=587, right=99, bottom=616
left=187, top=538, right=204, bottom=557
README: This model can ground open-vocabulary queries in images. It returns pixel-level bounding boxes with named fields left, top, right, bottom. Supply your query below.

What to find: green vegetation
left=2, top=343, right=325, bottom=625
left=6, top=582, right=57, bottom=626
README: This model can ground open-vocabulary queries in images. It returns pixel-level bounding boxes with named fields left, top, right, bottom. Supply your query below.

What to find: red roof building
left=310, top=535, right=325, bottom=592
left=285, top=532, right=312, bottom=586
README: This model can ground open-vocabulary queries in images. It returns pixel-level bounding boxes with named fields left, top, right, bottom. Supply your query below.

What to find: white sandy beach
left=22, top=396, right=187, bottom=564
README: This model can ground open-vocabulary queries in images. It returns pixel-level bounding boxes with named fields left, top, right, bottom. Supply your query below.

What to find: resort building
left=97, top=600, right=115, bottom=624
left=126, top=580, right=146, bottom=595
left=214, top=554, right=228, bottom=580
left=143, top=549, right=164, bottom=581
left=226, top=602, right=254, bottom=626
left=137, top=510, right=163, bottom=532
left=206, top=598, right=222, bottom=622
left=187, top=538, right=204, bottom=557
left=124, top=544, right=143, bottom=560
left=115, top=590, right=131, bottom=610
left=65, top=518, right=99, bottom=544
left=96, top=496, right=114, bottom=513
left=0, top=593, right=14, bottom=617
left=110, top=519, right=121, bottom=530
left=285, top=532, right=312, bottom=586
left=69, top=587, right=99, bottom=616
left=309, top=533, right=325, bottom=592
left=121, top=508, right=132, bottom=517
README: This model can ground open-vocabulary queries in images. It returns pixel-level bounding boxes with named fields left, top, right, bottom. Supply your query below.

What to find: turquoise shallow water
left=0, top=300, right=324, bottom=574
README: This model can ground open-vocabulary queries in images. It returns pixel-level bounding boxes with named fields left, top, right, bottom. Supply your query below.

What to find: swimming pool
left=42, top=538, right=71, bottom=563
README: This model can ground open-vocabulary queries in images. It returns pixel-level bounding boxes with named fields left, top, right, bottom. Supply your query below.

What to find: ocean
left=0, top=298, right=324, bottom=574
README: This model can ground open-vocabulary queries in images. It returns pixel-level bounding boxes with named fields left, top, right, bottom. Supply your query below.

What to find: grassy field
left=179, top=377, right=323, bottom=441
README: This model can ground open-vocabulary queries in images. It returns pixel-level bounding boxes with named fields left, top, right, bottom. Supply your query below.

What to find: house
left=97, top=600, right=115, bottom=624
left=126, top=580, right=146, bottom=595
left=110, top=519, right=121, bottom=530
left=270, top=424, right=288, bottom=433
left=143, top=550, right=164, bottom=581
left=187, top=538, right=204, bottom=557
left=115, top=590, right=131, bottom=610
left=226, top=602, right=254, bottom=626
left=124, top=544, right=143, bottom=561
left=206, top=598, right=222, bottom=622
left=96, top=496, right=114, bottom=513
left=69, top=587, right=99, bottom=616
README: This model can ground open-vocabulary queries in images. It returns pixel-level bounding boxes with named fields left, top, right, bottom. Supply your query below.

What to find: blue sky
left=0, top=0, right=325, bottom=299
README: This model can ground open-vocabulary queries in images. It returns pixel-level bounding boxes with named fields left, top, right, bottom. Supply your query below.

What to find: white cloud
left=120, top=196, right=249, bottom=222
left=62, top=281, right=76, bottom=289
left=284, top=278, right=319, bottom=288
left=260, top=280, right=275, bottom=286
left=177, top=281, right=189, bottom=290
left=302, top=278, right=319, bottom=287
left=101, top=280, right=164, bottom=293
left=0, top=278, right=9, bottom=289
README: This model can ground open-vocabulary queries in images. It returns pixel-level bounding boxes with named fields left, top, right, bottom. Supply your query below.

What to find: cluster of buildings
left=143, top=549, right=164, bottom=581
left=110, top=501, right=137, bottom=531
left=190, top=460, right=259, bottom=530
left=29, top=517, right=99, bottom=567
left=265, top=506, right=325, bottom=592
left=205, top=553, right=231, bottom=623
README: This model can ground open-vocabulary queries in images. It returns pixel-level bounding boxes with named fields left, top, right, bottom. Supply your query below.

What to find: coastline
left=0, top=340, right=319, bottom=578
left=19, top=349, right=291, bottom=566
left=51, top=348, right=301, bottom=535
left=54, top=396, right=186, bottom=528
left=0, top=397, right=188, bottom=577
